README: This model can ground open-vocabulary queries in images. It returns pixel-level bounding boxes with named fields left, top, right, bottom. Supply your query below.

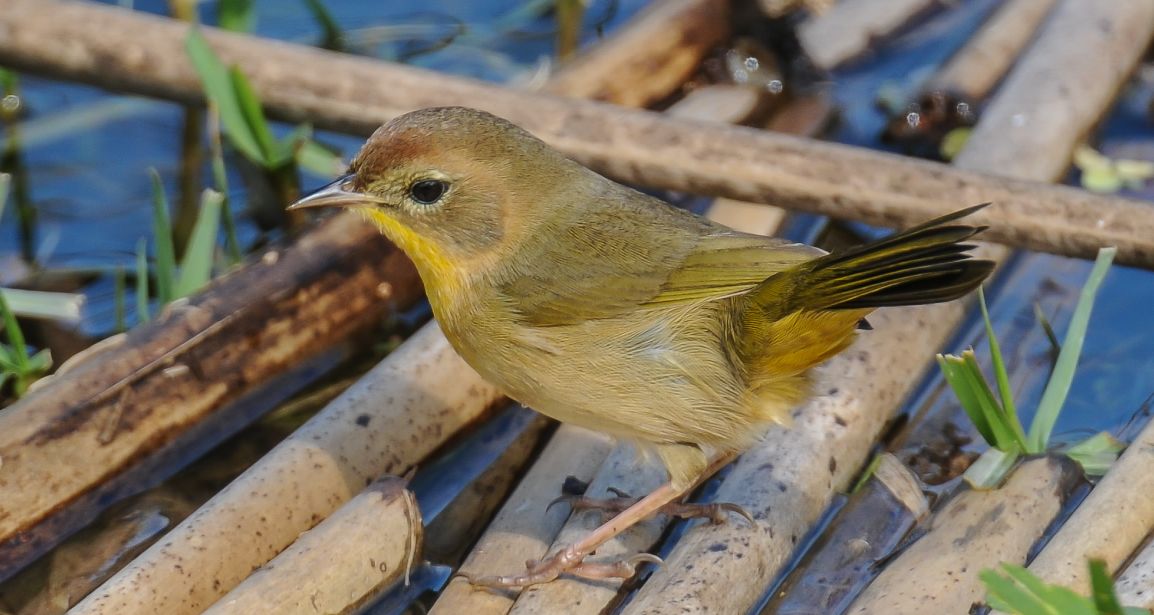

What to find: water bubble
left=955, top=101, right=970, bottom=116
left=0, top=95, right=20, bottom=114
left=906, top=112, right=921, bottom=129
left=733, top=69, right=750, bottom=84
left=767, top=80, right=784, bottom=94
left=743, top=57, right=760, bottom=72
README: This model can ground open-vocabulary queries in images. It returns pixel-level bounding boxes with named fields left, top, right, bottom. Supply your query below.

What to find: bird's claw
left=549, top=487, right=754, bottom=526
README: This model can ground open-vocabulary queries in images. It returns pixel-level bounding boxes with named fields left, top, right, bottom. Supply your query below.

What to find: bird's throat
left=359, top=208, right=462, bottom=312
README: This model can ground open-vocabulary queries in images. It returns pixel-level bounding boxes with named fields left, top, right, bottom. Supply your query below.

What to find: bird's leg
left=468, top=454, right=740, bottom=589
left=550, top=487, right=753, bottom=525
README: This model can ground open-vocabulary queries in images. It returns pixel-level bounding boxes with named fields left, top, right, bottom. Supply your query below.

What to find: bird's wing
left=498, top=212, right=821, bottom=326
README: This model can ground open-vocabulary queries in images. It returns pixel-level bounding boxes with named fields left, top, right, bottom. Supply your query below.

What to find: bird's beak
left=288, top=174, right=369, bottom=210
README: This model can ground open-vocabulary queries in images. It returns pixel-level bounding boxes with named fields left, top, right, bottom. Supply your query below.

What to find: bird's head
left=290, top=106, right=581, bottom=280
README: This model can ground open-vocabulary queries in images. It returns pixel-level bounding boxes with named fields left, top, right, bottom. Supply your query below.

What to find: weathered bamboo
left=1028, top=413, right=1154, bottom=594
left=71, top=323, right=502, bottom=614
left=4, top=0, right=1154, bottom=269
left=0, top=213, right=420, bottom=580
left=542, top=0, right=730, bottom=108
left=428, top=425, right=616, bottom=615
left=850, top=458, right=1083, bottom=614
left=203, top=478, right=421, bottom=615
left=1115, top=535, right=1154, bottom=608
left=624, top=0, right=1154, bottom=611
left=797, top=0, right=941, bottom=70
left=923, top=0, right=1058, bottom=101
left=509, top=447, right=668, bottom=615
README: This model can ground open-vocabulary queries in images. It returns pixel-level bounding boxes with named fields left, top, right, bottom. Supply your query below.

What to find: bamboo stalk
left=1115, top=535, right=1154, bottom=608
left=428, top=425, right=616, bottom=615
left=623, top=0, right=1154, bottom=611
left=543, top=0, right=730, bottom=107
left=203, top=477, right=421, bottom=615
left=71, top=323, right=502, bottom=614
left=0, top=213, right=420, bottom=581
left=850, top=458, right=1083, bottom=614
left=797, top=0, right=942, bottom=70
left=1027, top=411, right=1154, bottom=595
left=3, top=0, right=1154, bottom=269
left=923, top=0, right=1058, bottom=101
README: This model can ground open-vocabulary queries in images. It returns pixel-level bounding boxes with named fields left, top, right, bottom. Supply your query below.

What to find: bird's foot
left=466, top=547, right=662, bottom=589
left=549, top=487, right=754, bottom=525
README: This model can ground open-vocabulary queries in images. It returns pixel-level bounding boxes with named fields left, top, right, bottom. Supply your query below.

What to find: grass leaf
left=1028, top=247, right=1116, bottom=451
left=175, top=189, right=223, bottom=297
left=229, top=66, right=276, bottom=164
left=149, top=169, right=177, bottom=304
left=1065, top=432, right=1126, bottom=477
left=0, top=288, right=83, bottom=322
left=135, top=237, right=151, bottom=323
left=218, top=0, right=255, bottom=32
left=302, top=0, right=345, bottom=51
left=963, top=447, right=1019, bottom=490
left=297, top=138, right=344, bottom=177
left=979, top=288, right=1028, bottom=448
left=938, top=353, right=997, bottom=445
left=185, top=29, right=265, bottom=164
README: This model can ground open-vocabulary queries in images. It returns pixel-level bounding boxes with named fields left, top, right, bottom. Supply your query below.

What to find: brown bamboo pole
left=3, top=0, right=1154, bottom=269
left=542, top=0, right=730, bottom=108
left=428, top=425, right=616, bottom=615
left=624, top=0, right=1154, bottom=611
left=1028, top=413, right=1154, bottom=595
left=923, top=0, right=1058, bottom=101
left=203, top=478, right=421, bottom=615
left=0, top=213, right=421, bottom=580
left=71, top=323, right=502, bottom=615
left=797, top=0, right=941, bottom=70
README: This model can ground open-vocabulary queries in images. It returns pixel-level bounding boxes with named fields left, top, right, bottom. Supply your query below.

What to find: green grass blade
left=302, top=0, right=345, bottom=50
left=0, top=288, right=83, bottom=322
left=1090, top=559, right=1126, bottom=615
left=297, top=138, right=344, bottom=177
left=1034, top=302, right=1062, bottom=360
left=207, top=111, right=243, bottom=264
left=218, top=0, right=255, bottom=32
left=149, top=169, right=177, bottom=304
left=981, top=567, right=1057, bottom=615
left=1066, top=432, right=1126, bottom=476
left=229, top=67, right=275, bottom=165
left=938, top=353, right=996, bottom=446
left=0, top=289, right=30, bottom=371
left=175, top=189, right=223, bottom=297
left=1028, top=247, right=1116, bottom=451
left=963, top=447, right=1019, bottom=489
left=961, top=351, right=1020, bottom=451
left=185, top=29, right=265, bottom=164
left=980, top=288, right=1028, bottom=447
left=135, top=237, right=151, bottom=323
left=270, top=124, right=312, bottom=169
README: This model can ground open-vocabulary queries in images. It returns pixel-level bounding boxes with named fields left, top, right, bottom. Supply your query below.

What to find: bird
left=289, top=106, right=994, bottom=588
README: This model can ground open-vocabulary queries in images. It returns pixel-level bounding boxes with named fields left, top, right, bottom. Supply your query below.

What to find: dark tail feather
left=755, top=204, right=995, bottom=314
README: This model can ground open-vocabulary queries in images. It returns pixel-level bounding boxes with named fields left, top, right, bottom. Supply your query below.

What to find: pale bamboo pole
left=797, top=0, right=941, bottom=70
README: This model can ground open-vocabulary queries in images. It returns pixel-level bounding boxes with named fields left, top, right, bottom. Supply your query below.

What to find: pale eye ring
left=409, top=179, right=448, bottom=204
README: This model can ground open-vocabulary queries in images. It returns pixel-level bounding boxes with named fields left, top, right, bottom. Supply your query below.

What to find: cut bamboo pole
left=542, top=0, right=730, bottom=108
left=1028, top=413, right=1154, bottom=595
left=71, top=323, right=502, bottom=615
left=797, top=0, right=941, bottom=70
left=428, top=425, right=616, bottom=615
left=203, top=477, right=421, bottom=615
left=625, top=0, right=1154, bottom=611
left=3, top=0, right=1154, bottom=269
left=850, top=458, right=1083, bottom=614
left=923, top=0, right=1058, bottom=101
left=0, top=214, right=420, bottom=580
left=1115, top=537, right=1154, bottom=608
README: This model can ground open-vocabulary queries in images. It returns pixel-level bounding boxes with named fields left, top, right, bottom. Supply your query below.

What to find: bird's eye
left=409, top=180, right=448, bottom=205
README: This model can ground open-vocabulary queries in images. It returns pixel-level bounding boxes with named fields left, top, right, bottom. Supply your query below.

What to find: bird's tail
left=753, top=203, right=995, bottom=315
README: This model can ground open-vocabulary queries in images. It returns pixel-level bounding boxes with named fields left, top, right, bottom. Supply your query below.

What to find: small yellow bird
left=291, top=106, right=993, bottom=587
